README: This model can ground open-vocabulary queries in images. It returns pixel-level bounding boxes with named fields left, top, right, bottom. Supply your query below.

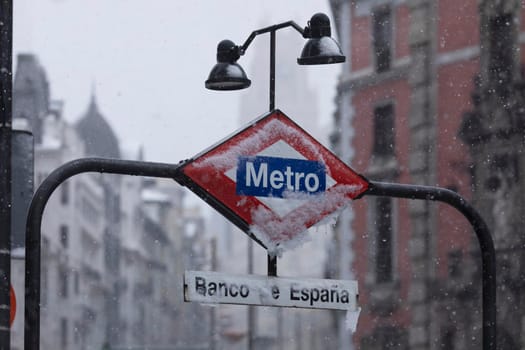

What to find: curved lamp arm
left=239, top=20, right=305, bottom=55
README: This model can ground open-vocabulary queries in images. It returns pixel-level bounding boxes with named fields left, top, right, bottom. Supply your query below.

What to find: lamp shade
left=205, top=39, right=251, bottom=90
left=298, top=13, right=346, bottom=65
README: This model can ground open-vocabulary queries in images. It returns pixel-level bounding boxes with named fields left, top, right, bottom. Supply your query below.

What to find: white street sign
left=184, top=270, right=358, bottom=311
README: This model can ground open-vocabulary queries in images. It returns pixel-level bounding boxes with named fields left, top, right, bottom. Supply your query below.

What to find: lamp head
left=205, top=39, right=251, bottom=91
left=298, top=13, right=346, bottom=65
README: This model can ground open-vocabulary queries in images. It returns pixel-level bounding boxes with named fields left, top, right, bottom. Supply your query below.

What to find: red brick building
left=329, top=0, right=525, bottom=349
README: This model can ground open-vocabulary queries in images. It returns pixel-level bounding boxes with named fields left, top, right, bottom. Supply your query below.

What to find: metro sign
left=176, top=110, right=369, bottom=252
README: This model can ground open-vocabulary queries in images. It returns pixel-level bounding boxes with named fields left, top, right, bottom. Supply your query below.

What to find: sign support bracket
left=23, top=160, right=497, bottom=350
left=268, top=254, right=277, bottom=277
left=364, top=180, right=496, bottom=350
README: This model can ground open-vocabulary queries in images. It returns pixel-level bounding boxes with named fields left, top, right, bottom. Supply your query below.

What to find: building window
left=81, top=197, right=99, bottom=223
left=60, top=225, right=68, bottom=248
left=489, top=14, right=514, bottom=95
left=74, top=321, right=81, bottom=345
left=491, top=154, right=519, bottom=184
left=375, top=197, right=393, bottom=283
left=61, top=181, right=69, bottom=204
left=448, top=250, right=463, bottom=278
left=373, top=104, right=395, bottom=156
left=60, top=317, right=68, bottom=350
left=372, top=5, right=392, bottom=73
left=74, top=271, right=80, bottom=295
left=59, top=266, right=68, bottom=298
left=440, top=328, right=455, bottom=350
left=104, top=231, right=120, bottom=271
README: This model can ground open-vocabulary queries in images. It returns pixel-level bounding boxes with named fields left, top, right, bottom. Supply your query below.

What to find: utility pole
left=0, top=0, right=13, bottom=348
left=247, top=238, right=255, bottom=350
left=337, top=2, right=354, bottom=349
left=210, top=237, right=217, bottom=350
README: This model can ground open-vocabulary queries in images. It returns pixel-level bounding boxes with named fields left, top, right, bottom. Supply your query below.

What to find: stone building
left=13, top=54, right=49, bottom=144
left=328, top=0, right=525, bottom=349
left=459, top=1, right=525, bottom=349
left=75, top=91, right=125, bottom=347
left=11, top=53, right=209, bottom=349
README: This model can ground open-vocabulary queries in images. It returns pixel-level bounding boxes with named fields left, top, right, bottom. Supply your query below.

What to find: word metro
left=236, top=156, right=326, bottom=198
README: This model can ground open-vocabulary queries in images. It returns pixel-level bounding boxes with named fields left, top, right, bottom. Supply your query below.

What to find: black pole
left=268, top=255, right=277, bottom=277
left=267, top=30, right=278, bottom=277
left=0, top=0, right=13, bottom=347
left=269, top=30, right=276, bottom=111
left=247, top=237, right=255, bottom=350
left=24, top=158, right=183, bottom=350
left=365, top=181, right=496, bottom=350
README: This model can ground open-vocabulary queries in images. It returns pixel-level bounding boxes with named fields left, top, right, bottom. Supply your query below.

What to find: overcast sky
left=14, top=0, right=341, bottom=164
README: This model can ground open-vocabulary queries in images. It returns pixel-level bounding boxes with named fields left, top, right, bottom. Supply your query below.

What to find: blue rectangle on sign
left=236, top=156, right=326, bottom=198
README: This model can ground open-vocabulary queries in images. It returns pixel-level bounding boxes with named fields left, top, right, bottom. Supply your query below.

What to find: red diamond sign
left=176, top=110, right=369, bottom=254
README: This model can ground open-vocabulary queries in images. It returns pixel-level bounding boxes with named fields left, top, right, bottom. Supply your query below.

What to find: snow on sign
left=176, top=110, right=369, bottom=254
left=184, top=270, right=358, bottom=311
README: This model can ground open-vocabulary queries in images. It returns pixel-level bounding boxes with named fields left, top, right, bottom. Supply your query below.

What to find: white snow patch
left=345, top=307, right=361, bottom=332
left=11, top=247, right=25, bottom=259
left=200, top=303, right=220, bottom=308
left=12, top=118, right=30, bottom=131
left=311, top=204, right=347, bottom=229
left=141, top=188, right=170, bottom=203
left=236, top=197, right=248, bottom=207
left=40, top=134, right=62, bottom=150
left=193, top=118, right=327, bottom=172
left=250, top=184, right=364, bottom=256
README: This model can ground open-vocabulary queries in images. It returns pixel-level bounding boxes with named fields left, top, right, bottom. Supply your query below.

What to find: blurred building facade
left=11, top=54, right=210, bottom=350
left=459, top=1, right=525, bottom=349
left=330, top=0, right=525, bottom=349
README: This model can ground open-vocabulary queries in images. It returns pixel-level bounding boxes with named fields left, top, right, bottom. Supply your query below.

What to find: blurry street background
left=10, top=0, right=525, bottom=349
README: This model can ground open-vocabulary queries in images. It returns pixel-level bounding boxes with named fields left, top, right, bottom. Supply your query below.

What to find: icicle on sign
left=176, top=110, right=369, bottom=254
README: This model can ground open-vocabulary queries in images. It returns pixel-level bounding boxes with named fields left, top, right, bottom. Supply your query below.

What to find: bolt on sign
left=176, top=110, right=369, bottom=254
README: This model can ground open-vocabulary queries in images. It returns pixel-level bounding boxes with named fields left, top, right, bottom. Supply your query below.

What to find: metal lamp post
left=205, top=12, right=346, bottom=276
left=205, top=12, right=345, bottom=111
left=204, top=13, right=346, bottom=350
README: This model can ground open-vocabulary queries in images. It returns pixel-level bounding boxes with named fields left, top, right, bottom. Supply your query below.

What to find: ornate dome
left=76, top=94, right=120, bottom=158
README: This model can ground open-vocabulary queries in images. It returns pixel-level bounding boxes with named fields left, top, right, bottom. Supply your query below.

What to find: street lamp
left=205, top=39, right=251, bottom=91
left=204, top=12, right=346, bottom=277
left=205, top=13, right=346, bottom=350
left=205, top=13, right=345, bottom=110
